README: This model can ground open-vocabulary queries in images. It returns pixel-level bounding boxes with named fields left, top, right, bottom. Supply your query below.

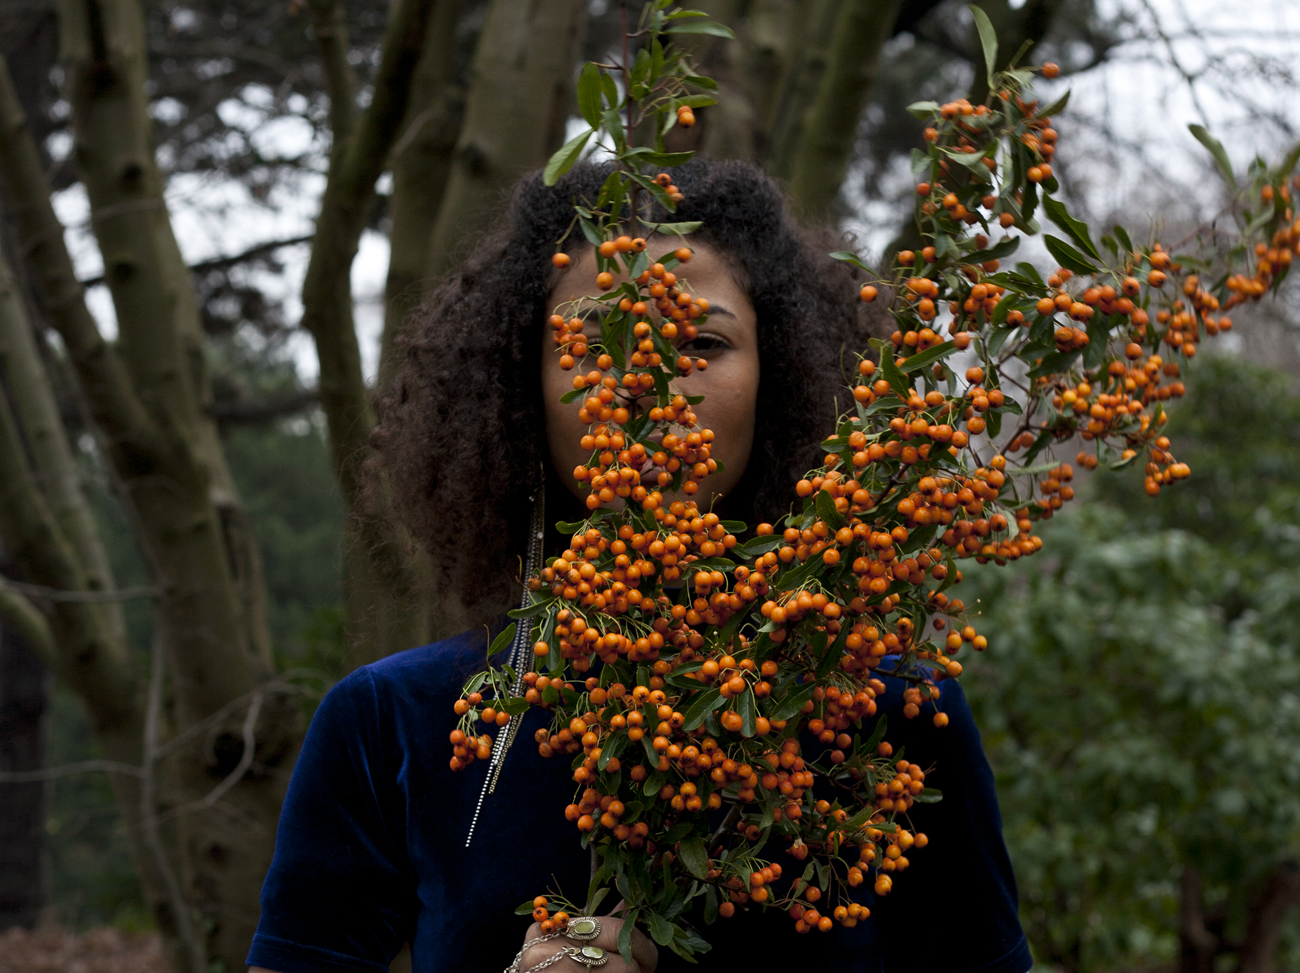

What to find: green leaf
left=1042, top=196, right=1101, bottom=261
left=874, top=340, right=912, bottom=398
left=682, top=688, right=723, bottom=731
left=906, top=100, right=941, bottom=119
left=969, top=4, right=998, bottom=87
left=488, top=622, right=517, bottom=658
left=1113, top=224, right=1134, bottom=256
left=1188, top=124, right=1237, bottom=191
left=738, top=689, right=756, bottom=737
left=544, top=130, right=591, bottom=186
left=1014, top=261, right=1046, bottom=287
left=769, top=682, right=817, bottom=721
left=1021, top=179, right=1040, bottom=225
left=978, top=236, right=1021, bottom=262
left=516, top=898, right=539, bottom=915
left=597, top=732, right=626, bottom=770
left=830, top=250, right=870, bottom=271
left=665, top=20, right=735, bottom=37
left=1278, top=141, right=1300, bottom=180
left=736, top=535, right=784, bottom=559
left=618, top=909, right=638, bottom=966
left=815, top=488, right=845, bottom=529
left=900, top=340, right=957, bottom=374
left=678, top=837, right=710, bottom=879
left=507, top=598, right=553, bottom=619
left=649, top=913, right=676, bottom=947
left=1038, top=90, right=1071, bottom=118
left=674, top=94, right=718, bottom=109
left=629, top=149, right=695, bottom=166
left=600, top=73, right=620, bottom=113
left=650, top=220, right=704, bottom=236
left=863, top=713, right=889, bottom=754
left=577, top=63, right=603, bottom=128
left=1044, top=235, right=1100, bottom=276
left=683, top=74, right=718, bottom=90
left=1027, top=349, right=1080, bottom=379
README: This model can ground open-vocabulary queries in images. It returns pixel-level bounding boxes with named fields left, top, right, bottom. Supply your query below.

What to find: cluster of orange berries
left=553, top=240, right=723, bottom=513
left=533, top=507, right=741, bottom=614
left=446, top=722, right=492, bottom=772
left=890, top=268, right=1023, bottom=333
left=1225, top=184, right=1297, bottom=304
left=654, top=169, right=685, bottom=202
left=529, top=897, right=571, bottom=933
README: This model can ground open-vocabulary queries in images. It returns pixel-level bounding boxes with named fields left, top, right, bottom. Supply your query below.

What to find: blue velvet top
left=248, top=627, right=1032, bottom=973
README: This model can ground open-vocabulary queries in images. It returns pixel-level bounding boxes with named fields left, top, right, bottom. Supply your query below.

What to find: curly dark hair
left=372, top=158, right=888, bottom=628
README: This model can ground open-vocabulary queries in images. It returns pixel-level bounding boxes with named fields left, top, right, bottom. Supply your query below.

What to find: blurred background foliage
left=964, top=353, right=1300, bottom=971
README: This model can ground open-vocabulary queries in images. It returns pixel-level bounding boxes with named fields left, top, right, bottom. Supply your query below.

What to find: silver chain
left=505, top=932, right=565, bottom=973
left=512, top=947, right=607, bottom=973
left=465, top=477, right=547, bottom=848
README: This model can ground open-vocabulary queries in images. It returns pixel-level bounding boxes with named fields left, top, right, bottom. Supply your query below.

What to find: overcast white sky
left=50, top=0, right=1300, bottom=385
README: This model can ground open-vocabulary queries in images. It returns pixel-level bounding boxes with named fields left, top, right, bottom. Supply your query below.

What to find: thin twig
left=0, top=759, right=144, bottom=783
left=78, top=234, right=314, bottom=289
left=140, top=628, right=208, bottom=973
left=152, top=693, right=265, bottom=828
left=0, top=577, right=159, bottom=603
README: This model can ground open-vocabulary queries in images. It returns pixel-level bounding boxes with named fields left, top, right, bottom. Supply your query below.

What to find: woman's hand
left=518, top=917, right=657, bottom=973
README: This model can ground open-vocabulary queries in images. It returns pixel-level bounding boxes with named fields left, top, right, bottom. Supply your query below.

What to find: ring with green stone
left=562, top=945, right=609, bottom=967
left=563, top=916, right=601, bottom=942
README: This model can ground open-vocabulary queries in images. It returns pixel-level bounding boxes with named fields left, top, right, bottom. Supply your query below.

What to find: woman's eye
left=679, top=332, right=731, bottom=353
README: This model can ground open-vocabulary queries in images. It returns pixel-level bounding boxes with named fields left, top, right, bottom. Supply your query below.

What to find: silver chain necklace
left=465, top=479, right=546, bottom=848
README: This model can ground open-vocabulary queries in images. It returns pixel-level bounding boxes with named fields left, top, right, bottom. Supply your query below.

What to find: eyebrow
left=705, top=303, right=736, bottom=318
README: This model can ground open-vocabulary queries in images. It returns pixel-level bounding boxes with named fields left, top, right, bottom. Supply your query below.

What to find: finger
left=579, top=916, right=657, bottom=973
left=595, top=904, right=657, bottom=973
left=521, top=920, right=641, bottom=973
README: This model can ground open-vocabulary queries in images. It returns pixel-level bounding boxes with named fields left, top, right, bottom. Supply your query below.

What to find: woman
left=247, top=160, right=1032, bottom=973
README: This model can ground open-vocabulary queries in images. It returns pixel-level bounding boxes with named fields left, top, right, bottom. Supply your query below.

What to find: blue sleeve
left=247, top=669, right=417, bottom=973
left=874, top=677, right=1032, bottom=973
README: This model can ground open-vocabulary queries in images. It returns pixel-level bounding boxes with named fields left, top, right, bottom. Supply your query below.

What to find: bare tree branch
left=301, top=0, right=442, bottom=509
left=306, top=0, right=359, bottom=146
left=0, top=576, right=157, bottom=603
left=79, top=233, right=315, bottom=289
left=0, top=580, right=56, bottom=667
left=0, top=758, right=144, bottom=783
left=0, top=54, right=160, bottom=465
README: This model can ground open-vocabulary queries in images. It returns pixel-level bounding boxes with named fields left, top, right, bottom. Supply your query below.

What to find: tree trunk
left=422, top=0, right=588, bottom=284
left=3, top=12, right=300, bottom=961
left=1179, top=866, right=1218, bottom=973
left=764, top=0, right=843, bottom=182
left=379, top=0, right=466, bottom=388
left=0, top=587, right=50, bottom=929
left=299, top=0, right=447, bottom=669
left=1237, top=860, right=1300, bottom=973
left=786, top=0, right=905, bottom=222
left=745, top=0, right=803, bottom=160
